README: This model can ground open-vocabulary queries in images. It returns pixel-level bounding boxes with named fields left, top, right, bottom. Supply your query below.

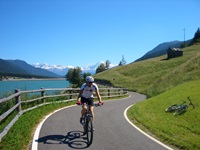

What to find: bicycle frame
left=82, top=104, right=92, bottom=130
left=174, top=97, right=195, bottom=115
left=77, top=101, right=103, bottom=146
left=82, top=103, right=94, bottom=146
left=165, top=97, right=195, bottom=115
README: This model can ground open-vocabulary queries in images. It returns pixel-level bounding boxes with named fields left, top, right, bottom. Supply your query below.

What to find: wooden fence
left=0, top=87, right=128, bottom=141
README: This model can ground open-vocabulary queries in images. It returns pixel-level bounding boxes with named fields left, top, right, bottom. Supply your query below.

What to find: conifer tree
left=193, top=28, right=200, bottom=43
left=119, top=55, right=127, bottom=66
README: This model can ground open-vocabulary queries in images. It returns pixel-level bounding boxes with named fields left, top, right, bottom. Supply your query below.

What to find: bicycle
left=165, top=97, right=195, bottom=115
left=76, top=101, right=103, bottom=146
left=165, top=101, right=186, bottom=112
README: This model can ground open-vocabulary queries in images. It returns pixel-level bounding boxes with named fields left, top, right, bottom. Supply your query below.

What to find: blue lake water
left=0, top=79, right=70, bottom=96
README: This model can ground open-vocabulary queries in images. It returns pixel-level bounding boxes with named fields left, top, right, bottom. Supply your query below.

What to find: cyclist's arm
left=95, top=90, right=102, bottom=102
left=77, top=90, right=83, bottom=102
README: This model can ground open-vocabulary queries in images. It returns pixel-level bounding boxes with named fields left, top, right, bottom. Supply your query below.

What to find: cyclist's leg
left=81, top=97, right=87, bottom=118
left=88, top=98, right=94, bottom=122
left=82, top=104, right=87, bottom=116
left=90, top=106, right=94, bottom=122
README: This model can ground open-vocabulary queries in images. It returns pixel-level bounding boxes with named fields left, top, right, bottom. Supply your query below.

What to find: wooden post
left=123, top=88, right=127, bottom=94
left=69, top=90, right=73, bottom=99
left=41, top=88, right=45, bottom=103
left=15, top=89, right=21, bottom=112
left=118, top=89, right=120, bottom=96
left=108, top=89, right=110, bottom=98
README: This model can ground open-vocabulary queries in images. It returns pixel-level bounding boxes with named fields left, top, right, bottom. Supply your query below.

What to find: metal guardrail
left=0, top=87, right=128, bottom=141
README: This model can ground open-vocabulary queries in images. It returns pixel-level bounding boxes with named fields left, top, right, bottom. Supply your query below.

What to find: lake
left=0, top=79, right=70, bottom=96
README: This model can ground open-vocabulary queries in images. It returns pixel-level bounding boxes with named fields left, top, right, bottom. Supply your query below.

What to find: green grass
left=94, top=42, right=200, bottom=97
left=0, top=101, right=74, bottom=150
left=0, top=93, right=129, bottom=150
left=94, top=42, right=200, bottom=149
left=1, top=42, right=199, bottom=149
left=128, top=80, right=200, bottom=150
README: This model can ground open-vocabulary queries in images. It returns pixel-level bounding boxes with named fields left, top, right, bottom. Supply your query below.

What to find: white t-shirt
left=80, top=83, right=99, bottom=98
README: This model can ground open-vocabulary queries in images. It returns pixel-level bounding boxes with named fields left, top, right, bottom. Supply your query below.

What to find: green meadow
left=94, top=42, right=200, bottom=149
left=0, top=42, right=199, bottom=150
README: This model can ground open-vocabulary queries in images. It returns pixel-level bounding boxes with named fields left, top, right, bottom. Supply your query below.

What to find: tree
left=66, top=68, right=73, bottom=82
left=66, top=67, right=82, bottom=86
left=95, top=60, right=111, bottom=74
left=96, top=63, right=106, bottom=74
left=119, top=55, right=127, bottom=66
left=105, top=60, right=111, bottom=70
left=82, top=72, right=91, bottom=81
left=192, top=28, right=200, bottom=44
left=72, top=67, right=82, bottom=85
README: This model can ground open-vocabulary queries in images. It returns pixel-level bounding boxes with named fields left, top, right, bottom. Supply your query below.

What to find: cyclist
left=77, top=76, right=102, bottom=125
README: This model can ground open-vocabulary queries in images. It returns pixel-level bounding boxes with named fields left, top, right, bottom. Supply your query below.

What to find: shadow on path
left=36, top=131, right=90, bottom=149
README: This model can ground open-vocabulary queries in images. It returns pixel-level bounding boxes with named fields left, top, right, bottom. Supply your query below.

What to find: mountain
left=0, top=59, right=60, bottom=78
left=82, top=61, right=114, bottom=74
left=135, top=40, right=192, bottom=62
left=0, top=59, right=28, bottom=74
left=33, top=63, right=73, bottom=77
left=32, top=61, right=118, bottom=76
left=1, top=40, right=192, bottom=78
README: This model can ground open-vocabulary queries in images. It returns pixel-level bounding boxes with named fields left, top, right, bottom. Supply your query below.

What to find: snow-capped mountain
left=32, top=62, right=117, bottom=76
left=33, top=63, right=74, bottom=76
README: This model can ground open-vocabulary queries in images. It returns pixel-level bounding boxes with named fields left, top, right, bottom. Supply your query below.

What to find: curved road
left=32, top=92, right=173, bottom=150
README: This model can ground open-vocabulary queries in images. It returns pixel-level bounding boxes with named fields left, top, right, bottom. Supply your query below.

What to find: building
left=167, top=47, right=183, bottom=59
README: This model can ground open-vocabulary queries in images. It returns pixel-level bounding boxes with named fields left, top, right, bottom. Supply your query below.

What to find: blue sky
left=0, top=0, right=199, bottom=67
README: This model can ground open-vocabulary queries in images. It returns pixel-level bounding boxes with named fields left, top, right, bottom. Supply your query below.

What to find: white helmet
left=86, top=76, right=94, bottom=82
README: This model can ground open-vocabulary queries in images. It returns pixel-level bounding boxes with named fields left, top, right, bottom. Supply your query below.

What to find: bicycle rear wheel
left=83, top=116, right=87, bottom=135
left=86, top=117, right=93, bottom=146
left=165, top=104, right=178, bottom=112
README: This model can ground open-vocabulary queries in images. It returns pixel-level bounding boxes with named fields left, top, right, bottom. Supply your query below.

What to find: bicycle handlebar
left=76, top=101, right=82, bottom=105
left=188, top=97, right=195, bottom=109
left=76, top=101, right=104, bottom=106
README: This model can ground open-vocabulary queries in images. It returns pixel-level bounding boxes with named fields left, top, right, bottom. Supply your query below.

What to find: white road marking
left=124, top=104, right=174, bottom=150
left=31, top=105, right=76, bottom=150
left=32, top=94, right=173, bottom=150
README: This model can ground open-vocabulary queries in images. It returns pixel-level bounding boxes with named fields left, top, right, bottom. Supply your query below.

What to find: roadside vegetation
left=1, top=29, right=199, bottom=150
left=94, top=41, right=200, bottom=149
left=0, top=89, right=128, bottom=150
left=0, top=102, right=73, bottom=150
left=94, top=42, right=200, bottom=98
left=128, top=80, right=200, bottom=150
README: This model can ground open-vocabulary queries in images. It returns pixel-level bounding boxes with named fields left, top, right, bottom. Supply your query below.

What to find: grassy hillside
left=94, top=42, right=200, bottom=149
left=94, top=42, right=200, bottom=98
left=128, top=80, right=200, bottom=150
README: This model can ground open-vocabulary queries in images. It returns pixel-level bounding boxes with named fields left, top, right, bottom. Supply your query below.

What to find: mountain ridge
left=33, top=40, right=192, bottom=75
left=32, top=61, right=117, bottom=76
left=0, top=59, right=60, bottom=78
left=1, top=39, right=192, bottom=78
left=135, top=39, right=192, bottom=62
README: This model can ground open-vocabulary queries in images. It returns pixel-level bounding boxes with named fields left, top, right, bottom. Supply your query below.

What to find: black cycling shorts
left=81, top=97, right=94, bottom=106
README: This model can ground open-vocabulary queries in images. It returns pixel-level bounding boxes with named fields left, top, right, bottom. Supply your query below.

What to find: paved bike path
left=32, top=92, right=173, bottom=150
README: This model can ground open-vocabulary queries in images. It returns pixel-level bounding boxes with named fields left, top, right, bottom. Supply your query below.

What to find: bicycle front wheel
left=86, top=117, right=93, bottom=146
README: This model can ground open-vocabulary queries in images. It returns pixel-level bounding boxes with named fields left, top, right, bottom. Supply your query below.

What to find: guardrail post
left=118, top=89, right=120, bottom=96
left=41, top=88, right=45, bottom=103
left=15, top=89, right=21, bottom=112
left=108, top=89, right=110, bottom=98
left=69, top=90, right=73, bottom=99
left=123, top=88, right=127, bottom=94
